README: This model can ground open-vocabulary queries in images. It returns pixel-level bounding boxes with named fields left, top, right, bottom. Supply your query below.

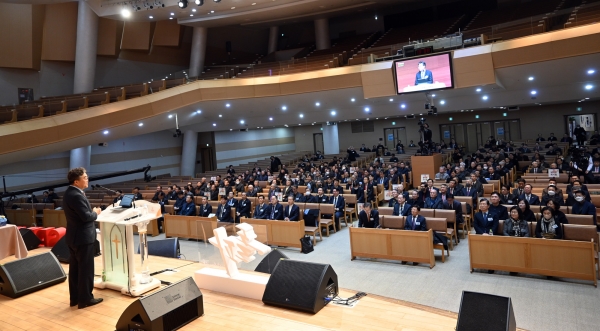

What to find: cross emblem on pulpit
left=112, top=234, right=121, bottom=259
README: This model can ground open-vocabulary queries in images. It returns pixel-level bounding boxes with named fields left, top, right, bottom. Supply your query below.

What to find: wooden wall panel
left=41, top=2, right=78, bottom=62
left=152, top=19, right=181, bottom=47
left=97, top=18, right=122, bottom=56
left=121, top=21, right=152, bottom=51
left=453, top=53, right=496, bottom=88
left=0, top=3, right=39, bottom=69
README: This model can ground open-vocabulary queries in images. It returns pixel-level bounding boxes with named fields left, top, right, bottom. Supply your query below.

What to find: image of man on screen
left=415, top=61, right=433, bottom=85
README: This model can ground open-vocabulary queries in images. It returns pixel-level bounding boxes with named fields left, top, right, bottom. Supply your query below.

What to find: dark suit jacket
left=179, top=202, right=196, bottom=216
left=63, top=186, right=97, bottom=246
left=415, top=69, right=433, bottom=85
left=424, top=197, right=443, bottom=209
left=216, top=204, right=233, bottom=222
left=198, top=204, right=212, bottom=217
left=405, top=215, right=427, bottom=231
left=266, top=203, right=284, bottom=220
left=227, top=198, right=239, bottom=209
left=519, top=194, right=540, bottom=205
left=284, top=204, right=300, bottom=221
left=473, top=212, right=499, bottom=234
left=460, top=187, right=478, bottom=201
left=253, top=203, right=268, bottom=219
left=358, top=210, right=379, bottom=228
left=330, top=195, right=345, bottom=214
left=237, top=199, right=251, bottom=216
left=393, top=203, right=411, bottom=216
left=443, top=201, right=464, bottom=223
left=571, top=201, right=597, bottom=225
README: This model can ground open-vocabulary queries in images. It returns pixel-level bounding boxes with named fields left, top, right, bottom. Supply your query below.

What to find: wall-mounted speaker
left=0, top=252, right=66, bottom=298
left=116, top=277, right=204, bottom=331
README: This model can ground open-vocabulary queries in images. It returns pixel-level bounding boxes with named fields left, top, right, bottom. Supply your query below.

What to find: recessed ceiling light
left=170, top=12, right=175, bottom=15
left=103, top=130, right=109, bottom=135
left=482, top=95, right=489, bottom=100
left=299, top=114, right=304, bottom=118
left=400, top=104, right=406, bottom=109
left=192, top=9, right=196, bottom=12
left=269, top=117, right=273, bottom=121
left=240, top=120, right=245, bottom=124
left=351, top=98, right=355, bottom=102
left=149, top=16, right=153, bottom=19
left=230, top=129, right=232, bottom=131
left=231, top=7, right=235, bottom=9
left=190, top=14, right=194, bottom=16
left=196, top=110, right=201, bottom=114
left=331, top=110, right=336, bottom=115
left=211, top=10, right=214, bottom=13
left=212, top=123, right=216, bottom=126
left=252, top=2, right=256, bottom=5
left=168, top=114, right=173, bottom=118
left=364, top=107, right=370, bottom=112
left=476, top=115, right=480, bottom=119
left=588, top=69, right=596, bottom=74
left=219, top=114, right=222, bottom=117
left=440, top=100, right=445, bottom=105
left=530, top=90, right=537, bottom=95
left=138, top=123, right=143, bottom=127
left=528, top=76, right=534, bottom=81
left=226, top=103, right=230, bottom=107
left=389, top=98, right=393, bottom=102
left=315, top=102, right=320, bottom=106
left=169, top=17, right=173, bottom=19
left=282, top=106, right=287, bottom=110
left=585, top=84, right=593, bottom=90
left=431, top=94, right=436, bottom=97
left=476, top=88, right=481, bottom=92
left=585, top=97, right=589, bottom=99
left=121, top=9, right=131, bottom=18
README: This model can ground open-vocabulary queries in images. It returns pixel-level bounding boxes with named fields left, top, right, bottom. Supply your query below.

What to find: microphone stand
left=93, top=184, right=120, bottom=207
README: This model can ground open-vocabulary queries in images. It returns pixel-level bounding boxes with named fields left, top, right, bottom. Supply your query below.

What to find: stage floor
left=0, top=248, right=458, bottom=331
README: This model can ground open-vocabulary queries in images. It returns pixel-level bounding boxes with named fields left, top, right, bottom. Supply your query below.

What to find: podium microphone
left=93, top=184, right=120, bottom=195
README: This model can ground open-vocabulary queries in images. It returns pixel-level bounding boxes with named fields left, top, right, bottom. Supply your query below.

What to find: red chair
left=46, top=227, right=66, bottom=247
left=28, top=227, right=42, bottom=235
left=35, top=227, right=55, bottom=247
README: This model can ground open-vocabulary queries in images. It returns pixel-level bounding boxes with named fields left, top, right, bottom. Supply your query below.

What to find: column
left=314, top=18, right=331, bottom=50
left=70, top=146, right=91, bottom=170
left=73, top=0, right=99, bottom=94
left=189, top=26, right=208, bottom=78
left=268, top=26, right=279, bottom=54
left=180, top=130, right=198, bottom=177
left=322, top=124, right=340, bottom=155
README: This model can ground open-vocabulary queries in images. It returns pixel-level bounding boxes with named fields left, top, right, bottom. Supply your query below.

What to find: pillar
left=70, top=146, right=91, bottom=170
left=322, top=124, right=340, bottom=155
left=314, top=18, right=331, bottom=50
left=73, top=0, right=98, bottom=94
left=180, top=130, right=198, bottom=177
left=268, top=26, right=279, bottom=54
left=189, top=26, right=208, bottom=78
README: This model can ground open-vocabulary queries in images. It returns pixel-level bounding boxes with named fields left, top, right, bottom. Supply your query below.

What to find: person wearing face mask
left=545, top=199, right=568, bottom=225
left=571, top=188, right=597, bottom=229
left=535, top=207, right=563, bottom=239
left=541, top=184, right=564, bottom=206
left=503, top=206, right=530, bottom=237
left=235, top=178, right=245, bottom=194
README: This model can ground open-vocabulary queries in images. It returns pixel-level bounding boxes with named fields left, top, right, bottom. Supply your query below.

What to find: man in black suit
left=63, top=167, right=103, bottom=309
left=405, top=205, right=427, bottom=231
left=216, top=196, right=233, bottom=223
left=415, top=61, right=433, bottom=85
left=443, top=194, right=464, bottom=225
left=358, top=203, right=379, bottom=228
left=266, top=195, right=284, bottom=220
left=393, top=194, right=411, bottom=216
left=519, top=184, right=540, bottom=205
left=473, top=199, right=499, bottom=235
left=330, top=188, right=346, bottom=230
left=132, top=187, right=143, bottom=200
left=284, top=196, right=300, bottom=221
left=237, top=193, right=252, bottom=219
left=253, top=195, right=268, bottom=219
left=198, top=196, right=212, bottom=217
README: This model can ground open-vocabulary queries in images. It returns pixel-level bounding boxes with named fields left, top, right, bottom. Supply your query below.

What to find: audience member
left=198, top=197, right=212, bottom=217
left=535, top=207, right=563, bottom=239
left=358, top=203, right=379, bottom=228
left=179, top=195, right=196, bottom=216
left=503, top=206, right=530, bottom=237
left=474, top=199, right=499, bottom=235
left=517, top=199, right=536, bottom=223
left=283, top=196, right=299, bottom=221
left=266, top=195, right=284, bottom=220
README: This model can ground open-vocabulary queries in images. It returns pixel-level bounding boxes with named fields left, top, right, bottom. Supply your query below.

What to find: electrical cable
left=331, top=291, right=367, bottom=306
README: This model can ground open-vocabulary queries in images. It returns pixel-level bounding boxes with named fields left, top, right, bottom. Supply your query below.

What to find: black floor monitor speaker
left=19, top=228, right=41, bottom=250
left=262, top=260, right=338, bottom=314
left=138, top=238, right=180, bottom=258
left=116, top=277, right=203, bottom=331
left=51, top=236, right=101, bottom=263
left=456, top=291, right=516, bottom=331
left=254, top=249, right=288, bottom=274
left=0, top=252, right=66, bottom=298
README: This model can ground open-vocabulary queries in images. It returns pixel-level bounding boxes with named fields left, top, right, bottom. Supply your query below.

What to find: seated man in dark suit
left=473, top=199, right=499, bottom=235
left=459, top=179, right=478, bottom=204
left=571, top=188, right=598, bottom=229
left=47, top=188, right=59, bottom=203
left=237, top=192, right=252, bottom=219
left=405, top=205, right=427, bottom=231
left=519, top=184, right=540, bottom=205
left=246, top=184, right=258, bottom=197
left=266, top=195, right=284, bottom=220
left=132, top=187, right=143, bottom=201
left=216, top=196, right=233, bottom=223
left=26, top=192, right=38, bottom=203
left=414, top=61, right=433, bottom=85
left=488, top=192, right=509, bottom=220
left=424, top=189, right=443, bottom=209
left=283, top=196, right=300, bottom=221
left=253, top=195, right=268, bottom=219
left=330, top=188, right=346, bottom=230
left=226, top=192, right=238, bottom=209
left=443, top=194, right=464, bottom=224
left=151, top=185, right=163, bottom=202
left=358, top=203, right=379, bottom=228
left=179, top=194, right=196, bottom=216
left=198, top=196, right=212, bottom=217
left=393, top=194, right=411, bottom=216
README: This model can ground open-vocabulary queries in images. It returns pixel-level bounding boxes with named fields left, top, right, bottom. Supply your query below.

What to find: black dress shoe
left=70, top=301, right=77, bottom=307
left=78, top=298, right=103, bottom=309
left=488, top=270, right=495, bottom=274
